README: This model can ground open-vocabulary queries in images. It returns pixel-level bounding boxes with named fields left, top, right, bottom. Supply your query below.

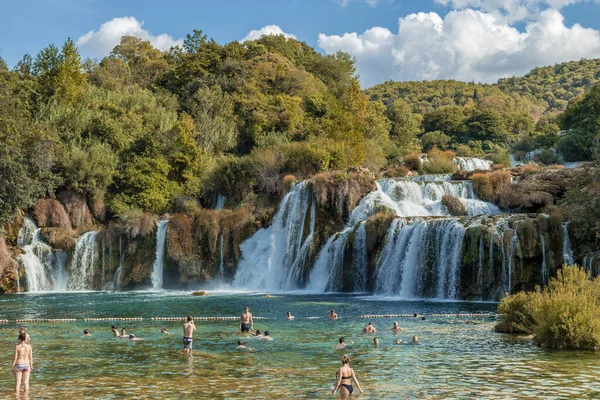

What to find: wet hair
left=238, top=340, right=243, bottom=345
left=187, top=316, right=193, bottom=322
left=121, top=328, right=126, bottom=332
left=339, top=337, right=344, bottom=343
left=264, top=331, right=269, bottom=336
left=413, top=314, right=418, bottom=317
left=368, top=321, right=372, bottom=325
left=18, top=332, right=27, bottom=342
left=84, top=329, right=89, bottom=334
left=255, top=329, right=261, bottom=335
left=342, top=355, right=350, bottom=364
left=422, top=317, right=426, bottom=321
left=373, top=337, right=379, bottom=342
left=19, top=327, right=25, bottom=332
left=129, top=334, right=135, bottom=339
left=111, top=325, right=117, bottom=330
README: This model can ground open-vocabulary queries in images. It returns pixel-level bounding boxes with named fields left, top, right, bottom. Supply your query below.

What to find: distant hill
left=366, top=59, right=600, bottom=116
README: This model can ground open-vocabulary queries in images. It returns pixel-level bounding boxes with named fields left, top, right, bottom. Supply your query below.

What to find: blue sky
left=2, top=0, right=600, bottom=86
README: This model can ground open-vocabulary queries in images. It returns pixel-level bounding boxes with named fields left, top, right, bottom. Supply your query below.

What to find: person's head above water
left=339, top=337, right=345, bottom=344
left=18, top=332, right=26, bottom=343
left=373, top=337, right=379, bottom=344
left=129, top=334, right=135, bottom=339
left=342, top=355, right=350, bottom=365
left=413, top=313, right=418, bottom=318
left=238, top=340, right=243, bottom=345
left=264, top=331, right=270, bottom=336
left=111, top=325, right=117, bottom=330
left=83, top=329, right=89, bottom=335
left=286, top=311, right=291, bottom=316
left=187, top=316, right=193, bottom=322
left=19, top=327, right=25, bottom=333
left=161, top=326, right=166, bottom=332
left=413, top=335, right=419, bottom=342
left=121, top=328, right=126, bottom=333
left=395, top=339, right=402, bottom=344
left=368, top=322, right=372, bottom=326
left=393, top=321, right=399, bottom=327
left=255, top=329, right=261, bottom=335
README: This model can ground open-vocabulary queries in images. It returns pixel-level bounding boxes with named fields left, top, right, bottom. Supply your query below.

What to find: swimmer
left=240, top=306, right=253, bottom=333
left=12, top=332, right=32, bottom=394
left=285, top=311, right=295, bottom=320
left=421, top=317, right=426, bottom=321
left=363, top=321, right=376, bottom=334
left=332, top=355, right=363, bottom=396
left=413, top=314, right=419, bottom=318
left=392, top=321, right=404, bottom=333
left=120, top=328, right=127, bottom=338
left=373, top=337, right=379, bottom=347
left=128, top=334, right=144, bottom=341
left=183, top=316, right=196, bottom=353
left=251, top=329, right=262, bottom=337
left=262, top=331, right=273, bottom=341
left=18, top=327, right=31, bottom=343
left=328, top=309, right=338, bottom=320
left=111, top=325, right=119, bottom=337
left=412, top=335, right=422, bottom=345
left=161, top=326, right=174, bottom=335
left=335, top=337, right=351, bottom=349
left=236, top=340, right=254, bottom=351
left=395, top=339, right=403, bottom=345
left=83, top=329, right=91, bottom=336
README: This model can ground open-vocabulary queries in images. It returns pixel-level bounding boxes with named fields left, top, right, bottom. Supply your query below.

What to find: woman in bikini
left=12, top=332, right=33, bottom=393
left=332, top=355, right=363, bottom=396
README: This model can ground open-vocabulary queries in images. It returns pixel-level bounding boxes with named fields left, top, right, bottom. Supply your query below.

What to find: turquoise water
left=1, top=291, right=599, bottom=399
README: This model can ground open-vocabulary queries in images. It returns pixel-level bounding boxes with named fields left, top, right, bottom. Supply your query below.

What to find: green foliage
left=59, top=140, right=118, bottom=195
left=496, top=265, right=600, bottom=350
left=421, top=131, right=451, bottom=152
left=559, top=82, right=600, bottom=161
left=386, top=99, right=421, bottom=148
left=420, top=149, right=457, bottom=174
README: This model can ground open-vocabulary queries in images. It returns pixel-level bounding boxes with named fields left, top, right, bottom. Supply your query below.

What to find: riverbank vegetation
left=496, top=265, right=600, bottom=350
left=0, top=32, right=599, bottom=228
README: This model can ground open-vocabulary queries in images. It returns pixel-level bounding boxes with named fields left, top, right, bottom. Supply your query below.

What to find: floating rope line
left=359, top=313, right=496, bottom=319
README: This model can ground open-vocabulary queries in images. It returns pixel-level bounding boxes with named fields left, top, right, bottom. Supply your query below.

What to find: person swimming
left=332, top=355, right=363, bottom=396
left=111, top=325, right=119, bottom=337
left=373, top=337, right=379, bottom=347
left=251, top=329, right=262, bottom=337
left=395, top=339, right=403, bottom=345
left=285, top=311, right=295, bottom=320
left=236, top=340, right=254, bottom=351
left=363, top=321, right=376, bottom=334
left=83, top=329, right=91, bottom=336
left=328, top=309, right=338, bottom=320
left=12, top=332, right=32, bottom=394
left=128, top=334, right=144, bottom=341
left=412, top=335, right=422, bottom=345
left=262, top=331, right=273, bottom=341
left=392, top=321, right=404, bottom=333
left=335, top=337, right=347, bottom=349
left=120, top=328, right=127, bottom=338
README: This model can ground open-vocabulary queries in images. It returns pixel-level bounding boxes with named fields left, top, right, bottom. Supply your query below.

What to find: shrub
left=421, top=131, right=451, bottom=152
left=117, top=209, right=157, bottom=239
left=382, top=165, right=409, bottom=178
left=403, top=153, right=422, bottom=171
left=420, top=149, right=457, bottom=174
left=496, top=265, right=600, bottom=350
left=282, top=175, right=297, bottom=191
left=441, top=194, right=467, bottom=216
left=538, top=149, right=558, bottom=165
left=488, top=149, right=510, bottom=168
left=471, top=170, right=512, bottom=203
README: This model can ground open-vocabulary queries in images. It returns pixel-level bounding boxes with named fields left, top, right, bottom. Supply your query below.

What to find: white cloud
left=318, top=8, right=600, bottom=87
left=76, top=17, right=183, bottom=57
left=434, top=0, right=599, bottom=22
left=241, top=25, right=296, bottom=43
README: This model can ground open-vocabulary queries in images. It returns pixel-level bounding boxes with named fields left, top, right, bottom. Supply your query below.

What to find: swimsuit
left=341, top=383, right=353, bottom=394
left=14, top=363, right=30, bottom=372
left=183, top=336, right=193, bottom=350
left=241, top=323, right=251, bottom=332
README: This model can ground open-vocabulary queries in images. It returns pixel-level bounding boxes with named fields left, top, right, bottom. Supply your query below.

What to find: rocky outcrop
left=57, top=191, right=94, bottom=229
left=33, top=199, right=71, bottom=229
left=0, top=235, right=20, bottom=293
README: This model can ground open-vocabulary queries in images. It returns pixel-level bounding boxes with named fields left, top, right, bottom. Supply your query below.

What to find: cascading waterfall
left=453, top=157, right=493, bottom=171
left=214, top=194, right=226, bottom=210
left=352, top=222, right=368, bottom=292
left=507, top=224, right=521, bottom=294
left=108, top=236, right=124, bottom=290
left=151, top=220, right=169, bottom=290
left=562, top=223, right=574, bottom=265
left=68, top=231, right=99, bottom=291
left=233, top=182, right=315, bottom=291
left=16, top=217, right=68, bottom=292
left=540, top=230, right=548, bottom=285
left=219, top=233, right=225, bottom=279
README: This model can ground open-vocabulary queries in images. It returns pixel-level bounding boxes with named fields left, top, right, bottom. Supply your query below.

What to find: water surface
left=1, top=292, right=598, bottom=399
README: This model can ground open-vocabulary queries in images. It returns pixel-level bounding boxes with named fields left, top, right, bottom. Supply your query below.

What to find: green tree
left=386, top=99, right=421, bottom=149
left=55, top=38, right=86, bottom=103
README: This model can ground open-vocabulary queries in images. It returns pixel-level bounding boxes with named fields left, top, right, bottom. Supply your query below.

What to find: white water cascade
left=16, top=217, right=68, bottom=292
left=562, top=223, right=574, bottom=265
left=151, top=220, right=169, bottom=290
left=68, top=231, right=99, bottom=290
left=233, top=182, right=316, bottom=291
left=453, top=157, right=493, bottom=171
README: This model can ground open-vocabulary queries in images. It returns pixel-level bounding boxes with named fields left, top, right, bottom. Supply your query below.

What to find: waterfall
left=562, top=223, right=574, bottom=265
left=540, top=230, right=548, bottom=285
left=352, top=222, right=368, bottom=292
left=16, top=217, right=68, bottom=292
left=507, top=224, right=521, bottom=294
left=68, top=231, right=99, bottom=290
left=151, top=220, right=169, bottom=290
left=109, top=236, right=125, bottom=290
left=219, top=233, right=225, bottom=279
left=477, top=230, right=485, bottom=292
left=233, top=182, right=315, bottom=291
left=453, top=157, right=493, bottom=171
left=214, top=194, right=226, bottom=210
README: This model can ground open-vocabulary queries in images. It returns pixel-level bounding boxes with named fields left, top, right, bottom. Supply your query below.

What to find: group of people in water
left=10, top=306, right=424, bottom=396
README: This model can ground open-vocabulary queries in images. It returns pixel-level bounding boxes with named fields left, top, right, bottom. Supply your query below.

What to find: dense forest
left=0, top=32, right=599, bottom=227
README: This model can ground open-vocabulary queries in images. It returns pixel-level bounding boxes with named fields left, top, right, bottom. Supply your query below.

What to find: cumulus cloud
left=434, top=0, right=599, bottom=22
left=318, top=9, right=600, bottom=87
left=76, top=17, right=183, bottom=57
left=241, top=25, right=296, bottom=42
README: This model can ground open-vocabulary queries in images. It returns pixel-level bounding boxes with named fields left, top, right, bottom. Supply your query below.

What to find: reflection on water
left=0, top=292, right=599, bottom=398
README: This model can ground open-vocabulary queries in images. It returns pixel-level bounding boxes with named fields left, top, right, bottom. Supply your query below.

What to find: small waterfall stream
left=68, top=231, right=99, bottom=290
left=151, top=220, right=169, bottom=290
left=453, top=157, right=493, bottom=171
left=562, top=223, right=574, bottom=265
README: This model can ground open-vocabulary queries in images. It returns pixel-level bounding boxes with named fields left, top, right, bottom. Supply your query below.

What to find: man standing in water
left=183, top=316, right=196, bottom=353
left=240, top=306, right=253, bottom=333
